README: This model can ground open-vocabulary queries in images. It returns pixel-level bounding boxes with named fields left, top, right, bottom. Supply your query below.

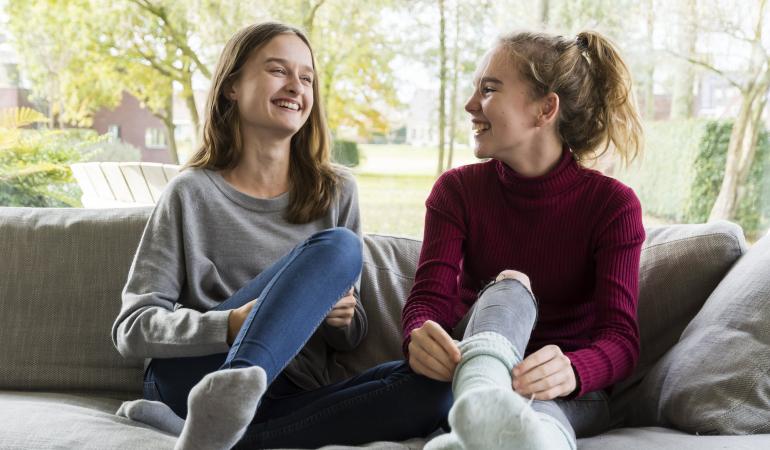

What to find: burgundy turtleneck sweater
left=402, top=149, right=645, bottom=397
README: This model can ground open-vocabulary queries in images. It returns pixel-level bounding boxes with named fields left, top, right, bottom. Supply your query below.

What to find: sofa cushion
left=0, top=391, right=175, bottom=450
left=0, top=390, right=426, bottom=450
left=576, top=426, right=770, bottom=449
left=633, top=230, right=770, bottom=434
left=0, top=207, right=150, bottom=395
left=609, top=221, right=746, bottom=424
left=335, top=234, right=422, bottom=375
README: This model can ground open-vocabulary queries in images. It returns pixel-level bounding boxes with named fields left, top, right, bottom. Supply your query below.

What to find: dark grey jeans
left=453, top=278, right=611, bottom=440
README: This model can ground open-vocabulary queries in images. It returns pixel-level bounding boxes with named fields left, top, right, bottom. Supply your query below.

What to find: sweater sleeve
left=564, top=186, right=645, bottom=396
left=321, top=170, right=368, bottom=351
left=111, top=182, right=231, bottom=360
left=401, top=170, right=467, bottom=357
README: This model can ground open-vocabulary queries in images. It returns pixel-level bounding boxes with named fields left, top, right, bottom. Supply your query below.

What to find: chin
left=474, top=146, right=490, bottom=160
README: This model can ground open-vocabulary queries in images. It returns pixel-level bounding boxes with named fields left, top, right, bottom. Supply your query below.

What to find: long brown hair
left=186, top=22, right=338, bottom=224
left=498, top=30, right=643, bottom=166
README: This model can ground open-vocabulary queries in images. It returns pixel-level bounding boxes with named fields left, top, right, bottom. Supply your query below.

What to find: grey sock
left=175, top=366, right=267, bottom=450
left=116, top=399, right=184, bottom=436
left=425, top=332, right=575, bottom=450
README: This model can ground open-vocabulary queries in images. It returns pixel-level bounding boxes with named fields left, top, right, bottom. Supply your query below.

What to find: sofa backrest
left=0, top=207, right=150, bottom=397
left=0, top=207, right=747, bottom=403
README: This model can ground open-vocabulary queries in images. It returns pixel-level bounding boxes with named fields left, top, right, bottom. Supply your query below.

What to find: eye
left=481, top=86, right=495, bottom=94
left=300, top=75, right=313, bottom=84
left=270, top=67, right=287, bottom=75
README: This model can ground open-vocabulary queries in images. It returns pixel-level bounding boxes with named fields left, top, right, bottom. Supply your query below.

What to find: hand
left=325, top=288, right=356, bottom=328
left=408, top=320, right=461, bottom=382
left=512, top=345, right=577, bottom=400
left=227, top=299, right=257, bottom=345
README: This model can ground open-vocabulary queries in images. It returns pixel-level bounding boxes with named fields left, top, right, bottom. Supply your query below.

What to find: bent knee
left=495, top=269, right=530, bottom=285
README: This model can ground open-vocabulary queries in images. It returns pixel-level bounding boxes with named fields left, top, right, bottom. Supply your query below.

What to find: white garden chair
left=70, top=162, right=181, bottom=208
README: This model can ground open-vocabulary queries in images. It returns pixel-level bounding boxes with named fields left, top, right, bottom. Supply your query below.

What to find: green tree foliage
left=0, top=108, right=97, bottom=207
left=687, top=121, right=769, bottom=238
left=6, top=0, right=401, bottom=147
left=6, top=0, right=123, bottom=127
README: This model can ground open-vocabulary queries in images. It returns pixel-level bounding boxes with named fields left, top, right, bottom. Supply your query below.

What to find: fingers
left=409, top=350, right=451, bottom=381
left=513, top=345, right=560, bottom=377
left=512, top=345, right=576, bottom=400
left=409, top=342, right=453, bottom=381
left=422, top=321, right=461, bottom=363
left=407, top=320, right=461, bottom=382
left=410, top=334, right=456, bottom=377
left=333, top=295, right=357, bottom=308
left=325, top=294, right=356, bottom=327
left=325, top=317, right=352, bottom=327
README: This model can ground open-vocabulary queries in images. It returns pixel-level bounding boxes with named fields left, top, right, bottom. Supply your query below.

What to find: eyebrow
left=478, top=76, right=503, bottom=85
left=263, top=57, right=315, bottom=74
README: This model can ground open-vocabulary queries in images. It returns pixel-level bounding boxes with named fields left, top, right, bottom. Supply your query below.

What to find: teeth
left=275, top=101, right=300, bottom=111
left=472, top=122, right=490, bottom=134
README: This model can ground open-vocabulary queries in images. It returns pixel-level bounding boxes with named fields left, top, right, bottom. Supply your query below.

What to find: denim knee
left=312, top=227, right=362, bottom=271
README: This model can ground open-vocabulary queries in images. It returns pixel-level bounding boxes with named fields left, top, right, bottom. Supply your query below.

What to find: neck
left=222, top=132, right=292, bottom=199
left=498, top=132, right=563, bottom=177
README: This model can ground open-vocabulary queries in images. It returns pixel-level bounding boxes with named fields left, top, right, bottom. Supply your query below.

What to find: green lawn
left=353, top=144, right=671, bottom=238
left=354, top=144, right=477, bottom=238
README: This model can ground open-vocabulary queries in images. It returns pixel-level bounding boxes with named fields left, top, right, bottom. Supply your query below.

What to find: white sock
left=117, top=399, right=184, bottom=436
left=175, top=366, right=267, bottom=450
left=425, top=332, right=575, bottom=450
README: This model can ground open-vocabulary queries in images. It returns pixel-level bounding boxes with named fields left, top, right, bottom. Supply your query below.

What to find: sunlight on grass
left=354, top=144, right=478, bottom=238
left=354, top=144, right=672, bottom=238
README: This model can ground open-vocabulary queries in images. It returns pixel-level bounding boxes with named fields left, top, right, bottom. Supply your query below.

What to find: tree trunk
left=437, top=0, right=447, bottom=176
left=669, top=0, right=697, bottom=119
left=181, top=74, right=200, bottom=148
left=539, top=0, right=550, bottom=26
left=643, top=0, right=655, bottom=120
left=447, top=0, right=460, bottom=170
left=708, top=77, right=770, bottom=221
left=161, top=93, right=179, bottom=164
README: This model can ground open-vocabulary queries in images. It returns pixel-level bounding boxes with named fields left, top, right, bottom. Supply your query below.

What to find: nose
left=465, top=90, right=480, bottom=114
left=285, top=75, right=304, bottom=95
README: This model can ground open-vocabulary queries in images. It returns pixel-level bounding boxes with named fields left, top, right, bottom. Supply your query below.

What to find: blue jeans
left=144, top=228, right=452, bottom=447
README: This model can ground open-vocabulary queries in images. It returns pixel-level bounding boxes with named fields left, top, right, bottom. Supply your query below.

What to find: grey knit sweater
left=112, top=167, right=365, bottom=390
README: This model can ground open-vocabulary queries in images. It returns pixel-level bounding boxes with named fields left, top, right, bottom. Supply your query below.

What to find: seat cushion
left=609, top=221, right=746, bottom=425
left=634, top=230, right=770, bottom=434
left=577, top=427, right=770, bottom=449
left=0, top=390, right=426, bottom=450
left=0, top=391, right=175, bottom=450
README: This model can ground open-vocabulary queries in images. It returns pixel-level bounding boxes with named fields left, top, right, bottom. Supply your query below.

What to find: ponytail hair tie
left=576, top=34, right=589, bottom=51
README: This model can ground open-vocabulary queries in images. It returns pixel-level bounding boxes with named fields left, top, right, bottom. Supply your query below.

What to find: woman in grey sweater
left=112, top=22, right=450, bottom=450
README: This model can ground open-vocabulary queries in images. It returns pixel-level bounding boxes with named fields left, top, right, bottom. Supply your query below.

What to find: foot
left=175, top=366, right=267, bottom=450
left=427, top=387, right=574, bottom=450
left=117, top=399, right=184, bottom=436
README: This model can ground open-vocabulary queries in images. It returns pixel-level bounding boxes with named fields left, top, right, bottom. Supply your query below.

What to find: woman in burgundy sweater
left=403, top=31, right=645, bottom=450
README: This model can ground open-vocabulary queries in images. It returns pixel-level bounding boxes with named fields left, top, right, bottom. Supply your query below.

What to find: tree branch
left=665, top=48, right=745, bottom=92
left=128, top=0, right=212, bottom=79
left=303, top=0, right=327, bottom=34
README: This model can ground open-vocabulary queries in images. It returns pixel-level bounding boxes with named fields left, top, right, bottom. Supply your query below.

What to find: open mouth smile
left=272, top=99, right=301, bottom=111
left=472, top=121, right=490, bottom=135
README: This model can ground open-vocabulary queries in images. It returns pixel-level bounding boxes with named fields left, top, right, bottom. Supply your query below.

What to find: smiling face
left=465, top=45, right=544, bottom=160
left=227, top=33, right=315, bottom=139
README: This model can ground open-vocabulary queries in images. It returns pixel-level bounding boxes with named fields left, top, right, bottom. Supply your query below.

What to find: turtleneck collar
left=494, top=147, right=584, bottom=198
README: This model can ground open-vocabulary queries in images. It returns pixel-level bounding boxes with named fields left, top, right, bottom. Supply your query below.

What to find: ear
left=537, top=92, right=559, bottom=126
left=224, top=79, right=238, bottom=101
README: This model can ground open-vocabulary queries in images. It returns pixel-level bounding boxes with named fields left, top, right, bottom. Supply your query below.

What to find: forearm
left=113, top=302, right=231, bottom=359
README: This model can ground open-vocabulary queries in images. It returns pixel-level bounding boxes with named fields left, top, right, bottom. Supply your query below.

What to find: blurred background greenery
left=1, top=0, right=769, bottom=240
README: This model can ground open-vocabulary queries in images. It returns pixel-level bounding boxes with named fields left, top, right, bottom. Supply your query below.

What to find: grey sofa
left=1, top=206, right=770, bottom=450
